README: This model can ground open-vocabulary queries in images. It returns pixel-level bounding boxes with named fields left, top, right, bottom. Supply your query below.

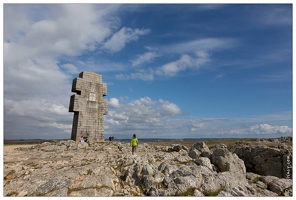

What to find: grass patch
left=179, top=188, right=195, bottom=196
left=175, top=160, right=194, bottom=166
left=252, top=177, right=260, bottom=184
left=87, top=169, right=93, bottom=175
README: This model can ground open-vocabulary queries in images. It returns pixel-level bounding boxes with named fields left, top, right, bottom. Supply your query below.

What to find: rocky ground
left=3, top=137, right=293, bottom=196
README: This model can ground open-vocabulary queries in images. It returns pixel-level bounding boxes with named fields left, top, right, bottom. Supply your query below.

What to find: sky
left=2, top=3, right=293, bottom=140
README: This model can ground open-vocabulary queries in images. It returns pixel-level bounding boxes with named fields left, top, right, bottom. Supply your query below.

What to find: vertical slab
left=69, top=72, right=108, bottom=142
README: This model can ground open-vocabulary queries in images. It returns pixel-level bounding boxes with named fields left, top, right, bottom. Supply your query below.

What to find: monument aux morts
left=69, top=72, right=108, bottom=142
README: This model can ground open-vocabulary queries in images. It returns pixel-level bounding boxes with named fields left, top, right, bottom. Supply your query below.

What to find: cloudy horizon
left=3, top=4, right=292, bottom=140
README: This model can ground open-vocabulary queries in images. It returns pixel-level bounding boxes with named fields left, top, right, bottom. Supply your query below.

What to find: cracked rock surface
left=3, top=139, right=292, bottom=196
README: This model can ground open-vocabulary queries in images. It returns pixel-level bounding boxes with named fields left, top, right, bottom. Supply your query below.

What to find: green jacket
left=130, top=137, right=138, bottom=147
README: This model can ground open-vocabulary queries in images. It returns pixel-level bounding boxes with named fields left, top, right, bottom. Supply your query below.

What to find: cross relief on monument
left=69, top=72, right=108, bottom=142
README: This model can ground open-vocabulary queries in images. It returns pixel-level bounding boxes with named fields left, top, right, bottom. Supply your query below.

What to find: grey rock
left=218, top=186, right=248, bottom=196
left=194, top=189, right=205, bottom=196
left=234, top=145, right=291, bottom=178
left=246, top=172, right=261, bottom=181
left=194, top=157, right=213, bottom=171
left=267, top=178, right=292, bottom=194
left=191, top=141, right=206, bottom=150
left=256, top=181, right=267, bottom=189
left=188, top=148, right=201, bottom=159
left=45, top=188, right=68, bottom=197
left=41, top=144, right=66, bottom=152
left=142, top=164, right=154, bottom=176
left=168, top=144, right=187, bottom=152
left=260, top=175, right=278, bottom=185
left=188, top=141, right=212, bottom=159
left=211, top=147, right=246, bottom=175
left=158, top=162, right=178, bottom=175
left=77, top=142, right=89, bottom=149
left=3, top=138, right=292, bottom=197
left=173, top=154, right=192, bottom=163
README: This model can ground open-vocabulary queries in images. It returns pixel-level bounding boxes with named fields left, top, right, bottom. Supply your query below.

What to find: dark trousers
left=132, top=146, right=137, bottom=154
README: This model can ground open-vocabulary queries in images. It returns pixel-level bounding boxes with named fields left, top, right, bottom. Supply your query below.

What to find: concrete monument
left=69, top=72, right=108, bottom=142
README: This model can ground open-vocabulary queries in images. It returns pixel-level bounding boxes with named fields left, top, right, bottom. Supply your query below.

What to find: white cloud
left=117, top=51, right=210, bottom=80
left=4, top=97, right=73, bottom=139
left=115, top=69, right=154, bottom=81
left=4, top=4, right=117, bottom=102
left=158, top=99, right=182, bottom=116
left=162, top=38, right=239, bottom=55
left=131, top=51, right=158, bottom=66
left=157, top=51, right=209, bottom=76
left=61, top=63, right=79, bottom=74
left=115, top=37, right=237, bottom=80
left=3, top=5, right=31, bottom=42
left=138, top=97, right=154, bottom=106
left=212, top=123, right=292, bottom=137
left=17, top=5, right=113, bottom=57
left=105, top=99, right=292, bottom=138
left=41, top=122, right=72, bottom=130
left=4, top=55, right=71, bottom=102
left=105, top=97, right=183, bottom=136
left=117, top=38, right=232, bottom=80
left=257, top=6, right=292, bottom=26
left=112, top=112, right=129, bottom=121
left=109, top=98, right=120, bottom=108
left=103, top=27, right=150, bottom=52
left=4, top=98, right=71, bottom=121
left=249, top=124, right=292, bottom=135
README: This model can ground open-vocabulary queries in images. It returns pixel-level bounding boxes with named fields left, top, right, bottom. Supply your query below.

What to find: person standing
left=130, top=134, right=138, bottom=155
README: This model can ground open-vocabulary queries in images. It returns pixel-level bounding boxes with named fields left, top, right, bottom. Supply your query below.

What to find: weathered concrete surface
left=69, top=72, right=108, bottom=142
left=3, top=139, right=292, bottom=197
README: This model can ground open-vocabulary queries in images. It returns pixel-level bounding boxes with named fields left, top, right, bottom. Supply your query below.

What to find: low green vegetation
left=87, top=169, right=93, bottom=175
left=179, top=188, right=195, bottom=196
left=252, top=177, right=260, bottom=184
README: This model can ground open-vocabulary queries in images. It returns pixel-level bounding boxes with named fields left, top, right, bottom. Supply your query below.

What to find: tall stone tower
left=69, top=72, right=108, bottom=142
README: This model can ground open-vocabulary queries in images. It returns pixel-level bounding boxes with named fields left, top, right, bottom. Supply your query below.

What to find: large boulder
left=211, top=147, right=246, bottom=175
left=158, top=162, right=178, bottom=175
left=188, top=141, right=211, bottom=159
left=168, top=144, right=188, bottom=152
left=234, top=145, right=291, bottom=178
